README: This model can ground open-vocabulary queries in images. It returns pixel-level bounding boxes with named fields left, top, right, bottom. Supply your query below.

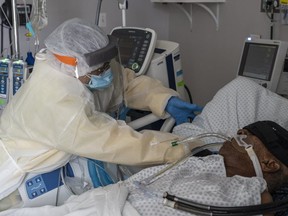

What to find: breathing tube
left=163, top=192, right=288, bottom=216
left=171, top=133, right=231, bottom=147
left=141, top=133, right=231, bottom=185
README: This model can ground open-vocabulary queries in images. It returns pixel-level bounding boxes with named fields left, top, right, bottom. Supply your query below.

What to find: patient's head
left=219, top=121, right=288, bottom=192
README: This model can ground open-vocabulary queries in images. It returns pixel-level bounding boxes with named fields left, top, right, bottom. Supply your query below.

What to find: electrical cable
left=95, top=0, right=103, bottom=25
left=0, top=2, right=14, bottom=57
left=270, top=10, right=274, bottom=40
left=55, top=168, right=62, bottom=206
left=9, top=27, right=13, bottom=57
left=184, top=84, right=193, bottom=104
left=1, top=22, right=3, bottom=55
left=0, top=2, right=13, bottom=28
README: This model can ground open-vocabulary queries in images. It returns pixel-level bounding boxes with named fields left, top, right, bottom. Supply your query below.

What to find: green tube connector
left=171, top=141, right=178, bottom=147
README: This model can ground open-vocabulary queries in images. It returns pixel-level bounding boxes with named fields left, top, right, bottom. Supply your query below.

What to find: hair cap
left=44, top=17, right=109, bottom=76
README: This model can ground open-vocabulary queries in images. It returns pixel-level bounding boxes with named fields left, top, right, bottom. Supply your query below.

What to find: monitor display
left=238, top=43, right=278, bottom=81
left=111, top=28, right=155, bottom=74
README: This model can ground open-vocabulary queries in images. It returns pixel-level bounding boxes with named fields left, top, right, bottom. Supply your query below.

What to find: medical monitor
left=111, top=27, right=156, bottom=76
left=238, top=38, right=288, bottom=92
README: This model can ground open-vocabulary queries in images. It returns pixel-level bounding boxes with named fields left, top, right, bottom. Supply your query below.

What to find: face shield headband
left=244, top=121, right=288, bottom=167
left=84, top=35, right=120, bottom=68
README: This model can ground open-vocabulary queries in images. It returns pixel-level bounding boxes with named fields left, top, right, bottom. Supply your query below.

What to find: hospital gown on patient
left=123, top=155, right=266, bottom=216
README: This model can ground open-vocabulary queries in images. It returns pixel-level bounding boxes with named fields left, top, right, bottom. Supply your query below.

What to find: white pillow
left=173, top=76, right=288, bottom=142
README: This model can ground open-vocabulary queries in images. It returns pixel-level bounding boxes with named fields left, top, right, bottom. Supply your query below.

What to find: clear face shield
left=80, top=35, right=124, bottom=114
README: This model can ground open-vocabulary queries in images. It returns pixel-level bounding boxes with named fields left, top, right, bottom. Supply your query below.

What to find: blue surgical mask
left=87, top=68, right=113, bottom=90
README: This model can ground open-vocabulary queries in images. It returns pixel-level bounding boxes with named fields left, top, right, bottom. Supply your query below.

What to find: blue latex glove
left=165, top=96, right=203, bottom=125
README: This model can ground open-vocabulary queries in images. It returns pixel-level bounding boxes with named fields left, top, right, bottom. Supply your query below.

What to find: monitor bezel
left=237, top=38, right=288, bottom=92
left=238, top=42, right=279, bottom=81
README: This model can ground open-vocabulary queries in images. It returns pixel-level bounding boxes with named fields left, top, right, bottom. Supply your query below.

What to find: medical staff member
left=0, top=18, right=202, bottom=210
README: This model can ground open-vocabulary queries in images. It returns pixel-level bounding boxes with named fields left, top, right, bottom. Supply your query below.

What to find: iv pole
left=95, top=0, right=128, bottom=27
left=118, top=0, right=128, bottom=27
left=11, top=0, right=20, bottom=59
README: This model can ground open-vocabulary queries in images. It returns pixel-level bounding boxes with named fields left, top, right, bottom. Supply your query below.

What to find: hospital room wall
left=168, top=0, right=288, bottom=105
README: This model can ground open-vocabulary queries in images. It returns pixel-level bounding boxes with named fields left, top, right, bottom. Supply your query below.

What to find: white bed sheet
left=0, top=184, right=140, bottom=216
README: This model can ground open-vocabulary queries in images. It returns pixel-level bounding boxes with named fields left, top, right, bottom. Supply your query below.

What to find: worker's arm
left=0, top=60, right=191, bottom=167
left=123, top=68, right=178, bottom=118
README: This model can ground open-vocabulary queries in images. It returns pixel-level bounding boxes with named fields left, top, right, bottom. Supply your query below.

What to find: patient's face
left=219, top=129, right=263, bottom=177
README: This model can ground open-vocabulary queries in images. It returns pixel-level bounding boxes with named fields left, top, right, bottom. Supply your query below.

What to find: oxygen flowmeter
left=11, top=59, right=28, bottom=96
left=0, top=58, right=11, bottom=111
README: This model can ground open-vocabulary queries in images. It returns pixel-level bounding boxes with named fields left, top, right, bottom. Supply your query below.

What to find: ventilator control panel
left=111, top=27, right=157, bottom=76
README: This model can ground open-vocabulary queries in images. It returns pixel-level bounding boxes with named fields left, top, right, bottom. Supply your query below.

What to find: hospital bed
left=1, top=76, right=288, bottom=216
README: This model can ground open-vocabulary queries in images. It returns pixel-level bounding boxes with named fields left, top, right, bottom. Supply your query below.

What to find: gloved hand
left=165, top=96, right=203, bottom=125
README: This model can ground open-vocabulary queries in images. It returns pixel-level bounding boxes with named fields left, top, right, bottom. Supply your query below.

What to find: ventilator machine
left=111, top=26, right=186, bottom=99
left=146, top=40, right=186, bottom=100
left=111, top=0, right=187, bottom=98
left=111, top=0, right=186, bottom=99
left=111, top=26, right=187, bottom=130
left=237, top=37, right=288, bottom=98
left=111, top=26, right=157, bottom=76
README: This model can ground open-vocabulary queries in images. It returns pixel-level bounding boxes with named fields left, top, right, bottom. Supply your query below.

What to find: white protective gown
left=0, top=53, right=188, bottom=201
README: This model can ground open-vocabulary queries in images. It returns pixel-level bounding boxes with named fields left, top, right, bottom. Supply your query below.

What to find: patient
left=221, top=120, right=288, bottom=203
left=124, top=120, right=288, bottom=216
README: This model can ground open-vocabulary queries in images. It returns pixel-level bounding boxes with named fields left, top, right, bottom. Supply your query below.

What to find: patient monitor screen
left=111, top=28, right=153, bottom=73
left=238, top=43, right=278, bottom=81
